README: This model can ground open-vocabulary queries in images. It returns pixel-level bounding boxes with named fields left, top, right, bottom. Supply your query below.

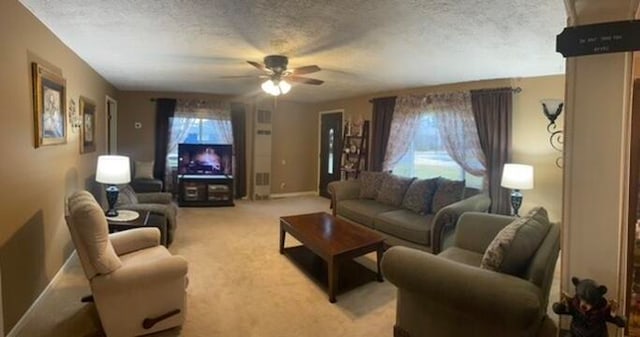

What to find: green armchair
left=382, top=211, right=560, bottom=337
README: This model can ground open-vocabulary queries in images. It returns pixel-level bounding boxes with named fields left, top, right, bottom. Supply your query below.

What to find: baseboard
left=269, top=191, right=318, bottom=199
left=6, top=253, right=75, bottom=337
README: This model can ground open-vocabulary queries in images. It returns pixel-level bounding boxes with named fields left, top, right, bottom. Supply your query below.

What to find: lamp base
left=510, top=189, right=523, bottom=217
left=104, top=185, right=120, bottom=217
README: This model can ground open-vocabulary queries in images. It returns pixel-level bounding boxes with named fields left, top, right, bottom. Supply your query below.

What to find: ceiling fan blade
left=219, top=75, right=258, bottom=79
left=288, top=76, right=324, bottom=85
left=291, top=65, right=321, bottom=75
left=247, top=60, right=267, bottom=71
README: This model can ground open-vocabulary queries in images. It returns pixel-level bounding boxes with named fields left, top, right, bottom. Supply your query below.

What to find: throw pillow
left=480, top=207, right=551, bottom=275
left=115, top=184, right=139, bottom=207
left=376, top=174, right=415, bottom=206
left=134, top=160, right=155, bottom=179
left=401, top=178, right=439, bottom=214
left=359, top=171, right=387, bottom=199
left=431, top=178, right=465, bottom=213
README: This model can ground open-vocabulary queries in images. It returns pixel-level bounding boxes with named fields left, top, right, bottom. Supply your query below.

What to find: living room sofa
left=328, top=172, right=491, bottom=253
left=381, top=209, right=560, bottom=337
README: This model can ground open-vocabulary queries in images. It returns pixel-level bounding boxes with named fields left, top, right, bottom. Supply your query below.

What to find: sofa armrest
left=382, top=246, right=542, bottom=330
left=328, top=180, right=361, bottom=215
left=109, top=227, right=161, bottom=256
left=454, top=212, right=515, bottom=254
left=430, top=193, right=491, bottom=254
left=93, top=255, right=188, bottom=291
left=136, top=192, right=173, bottom=204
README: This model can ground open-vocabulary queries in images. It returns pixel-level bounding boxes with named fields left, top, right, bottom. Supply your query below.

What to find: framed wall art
left=79, top=96, right=96, bottom=153
left=32, top=63, right=67, bottom=147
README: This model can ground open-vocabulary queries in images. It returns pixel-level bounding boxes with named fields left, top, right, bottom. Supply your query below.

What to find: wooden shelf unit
left=340, top=120, right=369, bottom=180
left=178, top=175, right=234, bottom=207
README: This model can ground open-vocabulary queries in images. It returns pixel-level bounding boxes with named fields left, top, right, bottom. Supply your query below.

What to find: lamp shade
left=501, top=163, right=534, bottom=190
left=96, top=155, right=131, bottom=184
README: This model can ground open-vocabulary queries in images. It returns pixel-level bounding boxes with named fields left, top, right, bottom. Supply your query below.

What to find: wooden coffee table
left=279, top=212, right=384, bottom=303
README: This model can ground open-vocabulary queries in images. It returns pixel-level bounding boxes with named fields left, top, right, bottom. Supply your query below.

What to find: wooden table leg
left=279, top=225, right=286, bottom=254
left=328, top=257, right=338, bottom=303
left=376, top=245, right=384, bottom=282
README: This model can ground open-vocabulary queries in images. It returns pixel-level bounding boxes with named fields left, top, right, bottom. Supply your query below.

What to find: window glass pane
left=328, top=128, right=334, bottom=174
left=394, top=114, right=484, bottom=189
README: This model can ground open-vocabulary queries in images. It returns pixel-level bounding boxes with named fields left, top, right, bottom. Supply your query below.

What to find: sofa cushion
left=480, top=207, right=551, bottom=276
left=115, top=185, right=139, bottom=207
left=376, top=174, right=414, bottom=206
left=431, top=178, right=465, bottom=213
left=337, top=199, right=398, bottom=228
left=374, top=209, right=433, bottom=245
left=401, top=178, right=439, bottom=214
left=438, top=247, right=484, bottom=267
left=359, top=171, right=388, bottom=199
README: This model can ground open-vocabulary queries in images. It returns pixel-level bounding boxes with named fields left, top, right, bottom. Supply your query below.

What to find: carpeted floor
left=12, top=196, right=397, bottom=337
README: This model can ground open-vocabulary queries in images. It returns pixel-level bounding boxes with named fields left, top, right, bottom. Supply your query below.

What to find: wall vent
left=257, top=109, right=272, bottom=123
left=252, top=106, right=272, bottom=200
left=255, top=172, right=270, bottom=186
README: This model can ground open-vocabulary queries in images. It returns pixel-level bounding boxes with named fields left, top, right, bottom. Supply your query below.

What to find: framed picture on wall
left=79, top=96, right=96, bottom=153
left=32, top=63, right=66, bottom=147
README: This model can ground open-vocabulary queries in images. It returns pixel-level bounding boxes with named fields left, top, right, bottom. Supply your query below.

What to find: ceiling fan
left=228, top=55, right=324, bottom=96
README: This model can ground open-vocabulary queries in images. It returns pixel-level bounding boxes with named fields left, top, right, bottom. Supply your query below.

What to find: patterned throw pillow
left=480, top=207, right=550, bottom=275
left=359, top=171, right=387, bottom=199
left=401, top=178, right=439, bottom=214
left=376, top=174, right=415, bottom=206
left=430, top=178, right=465, bottom=213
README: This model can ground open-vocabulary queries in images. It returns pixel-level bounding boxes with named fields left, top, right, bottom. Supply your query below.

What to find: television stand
left=177, top=175, right=234, bottom=207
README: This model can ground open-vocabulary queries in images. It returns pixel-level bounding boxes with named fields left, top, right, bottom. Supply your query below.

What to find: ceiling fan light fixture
left=261, top=79, right=291, bottom=96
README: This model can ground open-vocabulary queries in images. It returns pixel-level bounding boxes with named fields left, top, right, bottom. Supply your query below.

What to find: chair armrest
left=137, top=192, right=173, bottom=204
left=430, top=193, right=491, bottom=254
left=382, top=246, right=542, bottom=329
left=454, top=212, right=515, bottom=254
left=109, top=227, right=161, bottom=256
left=93, top=255, right=188, bottom=291
left=328, top=180, right=361, bottom=215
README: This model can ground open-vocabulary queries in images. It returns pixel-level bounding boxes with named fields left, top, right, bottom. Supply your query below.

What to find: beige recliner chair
left=66, top=191, right=188, bottom=337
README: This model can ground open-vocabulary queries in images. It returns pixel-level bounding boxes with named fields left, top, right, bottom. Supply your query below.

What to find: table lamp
left=500, top=163, right=534, bottom=217
left=96, top=155, right=131, bottom=217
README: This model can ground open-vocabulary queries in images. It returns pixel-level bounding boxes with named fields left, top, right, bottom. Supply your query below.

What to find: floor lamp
left=501, top=163, right=534, bottom=217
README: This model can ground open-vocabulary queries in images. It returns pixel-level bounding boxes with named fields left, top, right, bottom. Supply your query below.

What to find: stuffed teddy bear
left=552, top=277, right=626, bottom=337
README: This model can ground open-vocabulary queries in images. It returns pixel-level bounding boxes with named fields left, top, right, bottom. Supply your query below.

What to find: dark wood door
left=319, top=112, right=342, bottom=198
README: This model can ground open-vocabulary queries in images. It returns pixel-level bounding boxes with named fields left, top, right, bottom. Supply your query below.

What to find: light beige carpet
left=12, top=196, right=397, bottom=337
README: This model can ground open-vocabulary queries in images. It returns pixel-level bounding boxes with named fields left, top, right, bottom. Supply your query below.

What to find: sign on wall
left=556, top=20, right=640, bottom=57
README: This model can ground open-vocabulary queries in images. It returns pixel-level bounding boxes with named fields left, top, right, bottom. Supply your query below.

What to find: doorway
left=319, top=111, right=343, bottom=198
left=106, top=96, right=117, bottom=154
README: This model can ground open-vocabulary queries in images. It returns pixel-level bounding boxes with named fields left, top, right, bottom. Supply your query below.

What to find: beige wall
left=314, top=75, right=565, bottom=221
left=0, top=0, right=117, bottom=333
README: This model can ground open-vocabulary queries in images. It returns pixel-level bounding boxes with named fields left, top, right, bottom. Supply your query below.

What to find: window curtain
left=370, top=96, right=396, bottom=171
left=430, top=92, right=487, bottom=179
left=153, top=98, right=176, bottom=184
left=471, top=88, right=513, bottom=215
left=231, top=102, right=247, bottom=199
left=165, top=99, right=233, bottom=190
left=382, top=95, right=423, bottom=171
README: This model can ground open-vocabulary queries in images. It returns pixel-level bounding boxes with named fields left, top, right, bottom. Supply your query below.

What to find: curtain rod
left=368, top=87, right=522, bottom=103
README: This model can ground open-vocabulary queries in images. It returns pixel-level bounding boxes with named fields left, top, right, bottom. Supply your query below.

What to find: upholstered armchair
left=95, top=184, right=178, bottom=246
left=66, top=191, right=188, bottom=337
left=382, top=210, right=560, bottom=337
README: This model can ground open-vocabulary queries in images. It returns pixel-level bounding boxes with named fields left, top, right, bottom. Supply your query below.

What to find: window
left=393, top=114, right=483, bottom=189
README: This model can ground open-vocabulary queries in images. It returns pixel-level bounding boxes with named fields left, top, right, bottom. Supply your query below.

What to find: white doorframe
left=105, top=96, right=118, bottom=154
left=317, top=109, right=344, bottom=194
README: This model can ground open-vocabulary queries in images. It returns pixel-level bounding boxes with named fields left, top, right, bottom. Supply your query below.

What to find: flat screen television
left=178, top=143, right=233, bottom=176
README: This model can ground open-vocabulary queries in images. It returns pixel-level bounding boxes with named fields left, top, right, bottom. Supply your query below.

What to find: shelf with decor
left=340, top=120, right=369, bottom=180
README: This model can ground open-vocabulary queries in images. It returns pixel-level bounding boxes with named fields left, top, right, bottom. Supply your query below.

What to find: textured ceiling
left=19, top=0, right=566, bottom=102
